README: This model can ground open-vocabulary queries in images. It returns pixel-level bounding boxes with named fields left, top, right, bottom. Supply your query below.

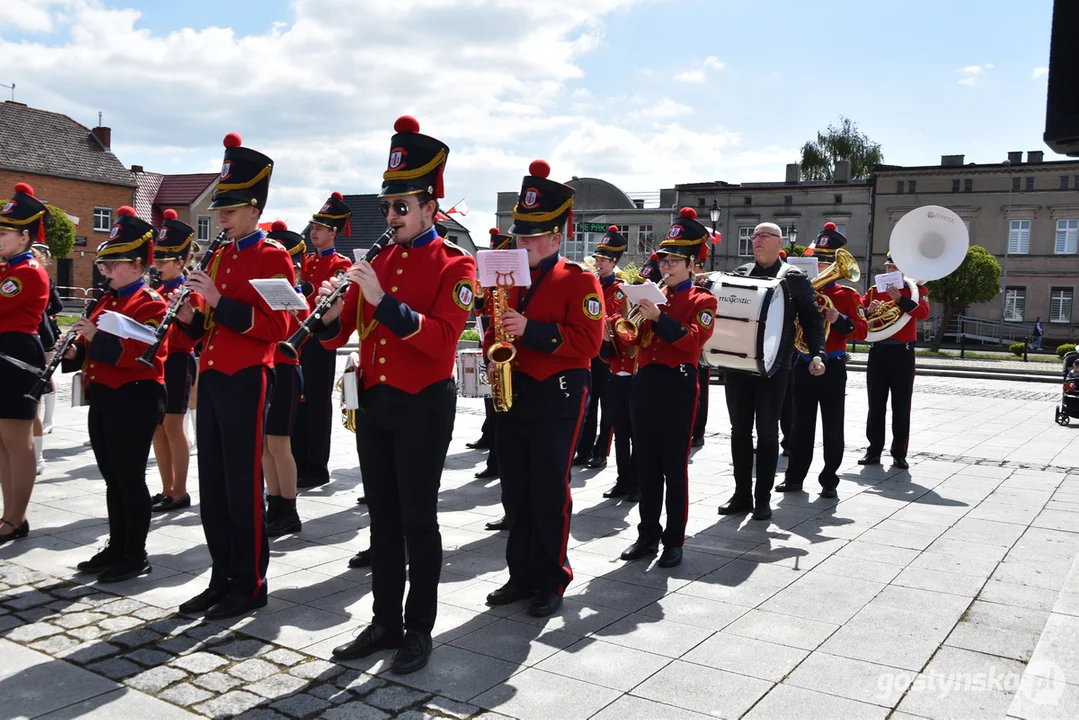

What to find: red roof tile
left=154, top=173, right=217, bottom=206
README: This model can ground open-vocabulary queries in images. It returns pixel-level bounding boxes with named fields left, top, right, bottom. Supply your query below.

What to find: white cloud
left=956, top=65, right=991, bottom=86
left=674, top=55, right=726, bottom=83
left=634, top=98, right=693, bottom=119
left=704, top=56, right=726, bottom=71
left=673, top=69, right=706, bottom=83
left=1033, top=66, right=1049, bottom=78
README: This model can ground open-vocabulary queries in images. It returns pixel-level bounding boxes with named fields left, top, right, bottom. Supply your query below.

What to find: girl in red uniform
left=0, top=183, right=52, bottom=545
left=150, top=209, right=201, bottom=513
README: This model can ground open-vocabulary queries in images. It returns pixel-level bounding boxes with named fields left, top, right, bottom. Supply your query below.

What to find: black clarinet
left=277, top=226, right=396, bottom=360
left=137, top=229, right=227, bottom=368
left=24, top=283, right=107, bottom=401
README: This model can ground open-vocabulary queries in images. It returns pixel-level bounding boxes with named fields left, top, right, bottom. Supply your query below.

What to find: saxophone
left=486, top=286, right=516, bottom=413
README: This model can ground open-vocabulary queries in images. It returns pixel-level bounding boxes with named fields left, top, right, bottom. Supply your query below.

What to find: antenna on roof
left=0, top=83, right=14, bottom=102
left=98, top=111, right=103, bottom=127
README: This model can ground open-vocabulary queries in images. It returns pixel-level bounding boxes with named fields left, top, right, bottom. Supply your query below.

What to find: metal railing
left=923, top=314, right=1031, bottom=346
left=57, top=286, right=97, bottom=312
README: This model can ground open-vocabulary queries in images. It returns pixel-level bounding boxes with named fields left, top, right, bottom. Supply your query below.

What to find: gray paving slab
left=632, top=660, right=772, bottom=718
left=743, top=683, right=890, bottom=719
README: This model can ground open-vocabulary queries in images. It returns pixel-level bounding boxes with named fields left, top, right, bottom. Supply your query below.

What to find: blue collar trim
left=6, top=251, right=33, bottom=267
left=114, top=278, right=145, bottom=298
left=235, top=229, right=265, bottom=250
left=671, top=279, right=693, bottom=293
left=535, top=252, right=560, bottom=270
left=162, top=276, right=185, bottom=293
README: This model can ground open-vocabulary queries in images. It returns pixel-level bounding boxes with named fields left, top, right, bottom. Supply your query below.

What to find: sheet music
left=249, top=278, right=309, bottom=311
left=620, top=281, right=668, bottom=306
left=875, top=271, right=904, bottom=293
left=96, top=311, right=158, bottom=344
left=477, top=249, right=531, bottom=288
left=788, top=257, right=819, bottom=279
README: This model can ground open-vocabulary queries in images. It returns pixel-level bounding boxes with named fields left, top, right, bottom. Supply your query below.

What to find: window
left=738, top=227, right=754, bottom=257
left=1004, top=288, right=1026, bottom=322
left=964, top=178, right=973, bottom=193
left=962, top=218, right=972, bottom=234
left=784, top=195, right=793, bottom=206
left=908, top=180, right=917, bottom=194
left=1075, top=175, right=1079, bottom=189
left=781, top=224, right=797, bottom=245
left=951, top=179, right=960, bottom=193
left=834, top=194, right=843, bottom=204
left=1057, top=219, right=1079, bottom=254
left=197, top=216, right=211, bottom=242
left=743, top=196, right=752, bottom=206
left=896, top=181, right=904, bottom=194
left=1026, top=177, right=1035, bottom=191
left=93, top=207, right=111, bottom=232
left=830, top=223, right=848, bottom=236
left=637, top=225, right=654, bottom=253
left=1008, top=220, right=1031, bottom=254
left=1012, top=177, right=1021, bottom=192
left=1051, top=288, right=1074, bottom=323
left=1062, top=176, right=1070, bottom=190
left=698, top=197, right=706, bottom=207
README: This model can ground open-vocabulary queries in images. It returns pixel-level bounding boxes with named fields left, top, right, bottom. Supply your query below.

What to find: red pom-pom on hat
left=680, top=207, right=697, bottom=219
left=14, top=182, right=34, bottom=195
left=117, top=206, right=136, bottom=217
left=650, top=252, right=659, bottom=261
left=394, top=116, right=420, bottom=133
left=823, top=222, right=837, bottom=232
left=163, top=209, right=178, bottom=221
left=331, top=191, right=343, bottom=200
left=271, top=220, right=288, bottom=231
left=489, top=228, right=500, bottom=236
left=223, top=132, right=242, bottom=148
left=779, top=250, right=788, bottom=260
left=529, top=160, right=551, bottom=179
left=608, top=225, right=619, bottom=233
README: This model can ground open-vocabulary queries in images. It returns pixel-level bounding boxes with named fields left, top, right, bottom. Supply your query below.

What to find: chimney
left=941, top=154, right=964, bottom=167
left=633, top=199, right=644, bottom=209
left=1027, top=150, right=1044, bottom=163
left=785, top=163, right=801, bottom=184
left=1007, top=151, right=1023, bottom=164
left=91, top=126, right=111, bottom=150
left=4, top=100, right=27, bottom=108
left=130, top=164, right=143, bottom=173
left=833, top=160, right=851, bottom=183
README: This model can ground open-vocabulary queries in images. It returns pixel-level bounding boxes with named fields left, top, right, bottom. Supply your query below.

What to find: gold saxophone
left=487, top=286, right=516, bottom=412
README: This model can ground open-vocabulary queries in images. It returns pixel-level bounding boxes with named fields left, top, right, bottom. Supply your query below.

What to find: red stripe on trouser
left=251, top=370, right=268, bottom=597
left=680, top=381, right=700, bottom=547
left=557, top=392, right=589, bottom=595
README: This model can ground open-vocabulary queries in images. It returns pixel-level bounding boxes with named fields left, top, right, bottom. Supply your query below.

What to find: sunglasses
left=378, top=199, right=413, bottom=217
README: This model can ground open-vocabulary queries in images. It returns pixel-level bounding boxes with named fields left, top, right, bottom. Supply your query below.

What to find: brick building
left=132, top=168, right=219, bottom=247
left=0, top=101, right=136, bottom=295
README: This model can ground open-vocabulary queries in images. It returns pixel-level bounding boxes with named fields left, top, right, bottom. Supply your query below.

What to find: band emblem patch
left=697, top=309, right=714, bottom=327
left=453, top=279, right=474, bottom=311
left=583, top=293, right=602, bottom=320
left=0, top=277, right=21, bottom=297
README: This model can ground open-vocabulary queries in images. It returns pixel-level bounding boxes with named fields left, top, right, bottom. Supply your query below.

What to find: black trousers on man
left=499, top=370, right=588, bottom=596
left=88, top=381, right=166, bottom=561
left=355, top=380, right=455, bottom=634
left=607, top=374, right=636, bottom=490
left=866, top=342, right=916, bottom=460
left=784, top=359, right=848, bottom=490
left=198, top=367, right=273, bottom=600
left=724, top=368, right=789, bottom=506
left=631, top=364, right=698, bottom=548
left=292, top=340, right=337, bottom=484
left=693, top=364, right=710, bottom=440
left=779, top=363, right=795, bottom=452
left=575, top=357, right=610, bottom=460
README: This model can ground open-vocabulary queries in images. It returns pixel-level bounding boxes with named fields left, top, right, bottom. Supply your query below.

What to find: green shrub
left=1009, top=343, right=1026, bottom=357
left=459, top=328, right=479, bottom=341
left=1058, top=343, right=1077, bottom=358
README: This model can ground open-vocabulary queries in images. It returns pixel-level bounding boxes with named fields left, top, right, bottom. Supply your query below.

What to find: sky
left=0, top=0, right=1064, bottom=237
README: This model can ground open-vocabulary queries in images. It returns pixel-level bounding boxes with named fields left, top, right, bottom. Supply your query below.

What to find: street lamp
left=788, top=228, right=798, bottom=250
left=709, top=199, right=721, bottom=271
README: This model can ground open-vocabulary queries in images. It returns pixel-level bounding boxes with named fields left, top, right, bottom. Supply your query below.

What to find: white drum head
left=761, top=288, right=786, bottom=373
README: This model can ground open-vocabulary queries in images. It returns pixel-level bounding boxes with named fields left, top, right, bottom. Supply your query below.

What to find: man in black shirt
left=717, top=223, right=827, bottom=521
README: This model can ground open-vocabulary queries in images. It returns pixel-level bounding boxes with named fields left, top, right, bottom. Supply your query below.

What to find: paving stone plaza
left=2, top=362, right=1079, bottom=719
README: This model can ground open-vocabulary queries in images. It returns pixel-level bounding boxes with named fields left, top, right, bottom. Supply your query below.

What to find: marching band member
left=293, top=192, right=352, bottom=490
left=0, top=183, right=51, bottom=545
left=691, top=271, right=714, bottom=449
left=718, top=223, right=826, bottom=521
left=323, top=117, right=474, bottom=674
left=635, top=251, right=661, bottom=285
left=776, top=224, right=867, bottom=498
left=264, top=221, right=310, bottom=536
left=172, top=133, right=293, bottom=620
left=859, top=251, right=929, bottom=470
left=619, top=208, right=717, bottom=568
left=64, top=207, right=168, bottom=580
left=483, top=160, right=603, bottom=617
left=31, top=243, right=62, bottom=475
left=150, top=209, right=199, bottom=513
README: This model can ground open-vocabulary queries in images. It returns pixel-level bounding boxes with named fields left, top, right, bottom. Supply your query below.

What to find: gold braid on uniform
left=202, top=244, right=228, bottom=332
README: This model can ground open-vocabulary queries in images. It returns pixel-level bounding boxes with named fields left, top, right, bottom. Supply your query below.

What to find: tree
left=800, top=116, right=884, bottom=181
left=924, top=245, right=1001, bottom=351
left=785, top=242, right=809, bottom=258
left=45, top=204, right=76, bottom=259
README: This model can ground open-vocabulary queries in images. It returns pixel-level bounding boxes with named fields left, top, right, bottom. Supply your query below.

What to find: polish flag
left=447, top=199, right=469, bottom=216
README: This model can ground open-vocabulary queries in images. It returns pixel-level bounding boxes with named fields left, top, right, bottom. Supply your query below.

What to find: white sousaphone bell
left=865, top=205, right=969, bottom=343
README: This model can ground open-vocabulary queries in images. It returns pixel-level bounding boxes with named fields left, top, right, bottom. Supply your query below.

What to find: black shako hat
left=380, top=116, right=449, bottom=199
left=209, top=132, right=273, bottom=211
left=0, top=182, right=50, bottom=245
left=312, top=191, right=352, bottom=236
left=266, top=220, right=307, bottom=271
left=593, top=224, right=627, bottom=262
left=489, top=227, right=514, bottom=250
left=509, top=159, right=575, bottom=238
left=97, top=206, right=154, bottom=265
left=808, top=222, right=847, bottom=259
left=154, top=209, right=194, bottom=261
left=657, top=207, right=708, bottom=263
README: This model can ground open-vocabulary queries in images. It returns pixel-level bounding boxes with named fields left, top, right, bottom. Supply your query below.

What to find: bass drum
left=456, top=348, right=492, bottom=398
left=699, top=273, right=789, bottom=377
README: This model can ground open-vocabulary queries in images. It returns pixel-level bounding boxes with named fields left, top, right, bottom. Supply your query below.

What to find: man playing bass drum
left=859, top=251, right=929, bottom=470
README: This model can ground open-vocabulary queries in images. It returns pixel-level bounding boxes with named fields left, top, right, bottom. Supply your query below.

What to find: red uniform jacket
left=482, top=255, right=604, bottom=381
left=180, top=230, right=295, bottom=375
left=861, top=283, right=931, bottom=344
left=321, top=229, right=476, bottom=393
left=274, top=287, right=311, bottom=367
left=304, top=247, right=351, bottom=308
left=625, top=278, right=717, bottom=370
left=66, top=279, right=168, bottom=389
left=598, top=274, right=634, bottom=375
left=155, top=276, right=203, bottom=356
left=804, top=282, right=869, bottom=360
left=0, top=252, right=49, bottom=335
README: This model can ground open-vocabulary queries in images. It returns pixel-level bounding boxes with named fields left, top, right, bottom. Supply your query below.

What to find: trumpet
left=614, top=274, right=668, bottom=343
left=24, top=282, right=108, bottom=401
left=794, top=248, right=860, bottom=355
left=277, top=226, right=396, bottom=360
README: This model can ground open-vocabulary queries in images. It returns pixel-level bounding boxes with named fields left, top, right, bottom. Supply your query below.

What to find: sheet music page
left=249, top=279, right=309, bottom=311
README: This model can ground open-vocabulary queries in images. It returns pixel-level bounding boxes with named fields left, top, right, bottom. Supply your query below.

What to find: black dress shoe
left=150, top=493, right=165, bottom=505
left=528, top=591, right=563, bottom=617
left=586, top=456, right=607, bottom=469
left=858, top=453, right=882, bottom=465
left=691, top=436, right=705, bottom=448
left=752, top=505, right=773, bottom=521
left=297, top=476, right=329, bottom=489
left=602, top=484, right=628, bottom=499
left=627, top=489, right=641, bottom=503
left=657, top=546, right=683, bottom=568
left=820, top=487, right=838, bottom=499
left=474, top=468, right=499, bottom=479
left=486, top=580, right=536, bottom=606
left=179, top=588, right=228, bottom=615
left=357, top=496, right=367, bottom=505
left=391, top=630, right=432, bottom=674
left=892, top=457, right=909, bottom=470
left=717, top=497, right=754, bottom=515
left=76, top=544, right=122, bottom=574
left=332, top=623, right=404, bottom=661
left=465, top=438, right=491, bottom=450
left=97, top=557, right=151, bottom=583
left=620, top=538, right=659, bottom=561
left=205, top=593, right=268, bottom=620
left=774, top=482, right=803, bottom=493
left=151, top=494, right=191, bottom=513
left=348, top=550, right=371, bottom=569
left=0, top=519, right=29, bottom=546
left=572, top=454, right=591, bottom=467
left=484, top=516, right=510, bottom=531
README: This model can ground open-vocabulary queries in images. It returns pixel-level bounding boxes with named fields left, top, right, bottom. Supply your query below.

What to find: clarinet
left=24, top=283, right=107, bottom=401
left=137, top=229, right=227, bottom=368
left=277, top=226, right=396, bottom=360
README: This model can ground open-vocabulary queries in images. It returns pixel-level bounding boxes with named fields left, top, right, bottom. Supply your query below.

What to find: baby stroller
left=1055, top=351, right=1079, bottom=426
